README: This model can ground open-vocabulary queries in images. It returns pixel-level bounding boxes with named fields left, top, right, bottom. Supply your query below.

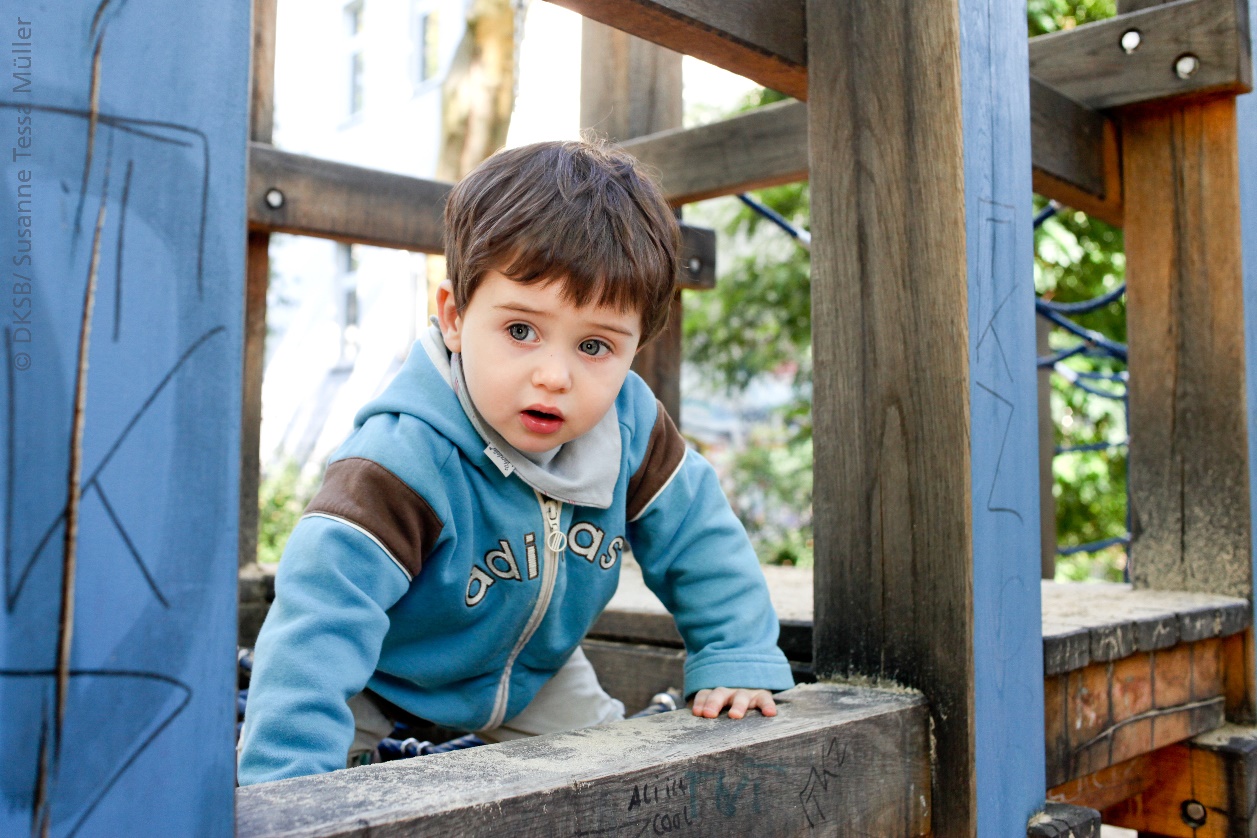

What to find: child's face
left=437, top=270, right=642, bottom=454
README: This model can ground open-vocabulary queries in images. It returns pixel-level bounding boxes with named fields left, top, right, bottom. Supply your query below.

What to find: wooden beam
left=240, top=0, right=277, bottom=572
left=1104, top=725, right=1257, bottom=835
left=1030, top=0, right=1253, bottom=111
left=580, top=21, right=686, bottom=419
left=621, top=98, right=809, bottom=206
left=1121, top=98, right=1251, bottom=597
left=245, top=144, right=715, bottom=290
left=235, top=684, right=931, bottom=837
left=551, top=0, right=806, bottom=100
left=1030, top=79, right=1125, bottom=225
left=0, top=6, right=250, bottom=836
left=623, top=87, right=1123, bottom=223
left=807, top=0, right=1044, bottom=834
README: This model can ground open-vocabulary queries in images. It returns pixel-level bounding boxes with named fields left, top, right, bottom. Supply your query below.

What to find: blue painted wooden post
left=961, top=3, right=1047, bottom=834
left=0, top=3, right=249, bottom=835
left=807, top=0, right=1043, bottom=833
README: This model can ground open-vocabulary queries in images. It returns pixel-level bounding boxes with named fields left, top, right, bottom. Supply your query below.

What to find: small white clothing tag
left=485, top=445, right=515, bottom=477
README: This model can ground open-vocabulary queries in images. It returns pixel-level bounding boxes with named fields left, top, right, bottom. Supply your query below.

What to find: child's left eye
left=579, top=339, right=610, bottom=357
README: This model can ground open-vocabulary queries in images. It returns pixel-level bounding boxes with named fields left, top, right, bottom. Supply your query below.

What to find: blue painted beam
left=961, top=4, right=1047, bottom=834
left=0, top=3, right=249, bottom=835
left=807, top=0, right=1043, bottom=833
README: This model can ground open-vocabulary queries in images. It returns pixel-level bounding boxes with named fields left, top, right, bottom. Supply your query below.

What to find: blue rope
left=1037, top=343, right=1090, bottom=368
left=1056, top=441, right=1127, bottom=455
left=1057, top=535, right=1130, bottom=557
left=1036, top=303, right=1128, bottom=361
left=736, top=193, right=811, bottom=250
left=1038, top=283, right=1126, bottom=315
left=1033, top=201, right=1061, bottom=229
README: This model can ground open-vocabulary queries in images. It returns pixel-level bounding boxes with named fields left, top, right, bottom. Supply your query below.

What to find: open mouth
left=521, top=408, right=564, bottom=434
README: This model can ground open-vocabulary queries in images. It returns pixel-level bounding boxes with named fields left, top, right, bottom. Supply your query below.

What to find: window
left=345, top=1, right=365, bottom=116
left=412, top=5, right=440, bottom=88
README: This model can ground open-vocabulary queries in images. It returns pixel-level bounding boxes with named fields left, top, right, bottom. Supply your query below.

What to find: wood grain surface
left=1121, top=96, right=1251, bottom=598
left=245, top=144, right=716, bottom=289
left=240, top=0, right=277, bottom=570
left=552, top=0, right=807, bottom=99
left=236, top=684, right=931, bottom=837
left=1030, top=0, right=1251, bottom=110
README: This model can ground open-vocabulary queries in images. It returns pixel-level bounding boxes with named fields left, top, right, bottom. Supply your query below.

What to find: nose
left=532, top=351, right=572, bottom=392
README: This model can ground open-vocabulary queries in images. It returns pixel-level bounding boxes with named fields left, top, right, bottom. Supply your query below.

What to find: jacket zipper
left=485, top=492, right=565, bottom=729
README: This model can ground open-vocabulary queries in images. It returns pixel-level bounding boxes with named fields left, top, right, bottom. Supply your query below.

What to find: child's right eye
left=508, top=323, right=535, bottom=342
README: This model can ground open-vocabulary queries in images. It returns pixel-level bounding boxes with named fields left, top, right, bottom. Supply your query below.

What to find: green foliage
left=256, top=461, right=321, bottom=564
left=1026, top=0, right=1115, bottom=35
left=1036, top=202, right=1128, bottom=581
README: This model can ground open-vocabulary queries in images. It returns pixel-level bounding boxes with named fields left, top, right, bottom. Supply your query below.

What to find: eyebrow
left=494, top=303, right=639, bottom=338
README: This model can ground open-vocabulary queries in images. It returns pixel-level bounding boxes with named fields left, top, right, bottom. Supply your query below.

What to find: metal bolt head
left=265, top=188, right=285, bottom=209
left=687, top=256, right=702, bottom=276
left=1181, top=799, right=1207, bottom=827
left=1120, top=29, right=1141, bottom=54
left=1175, top=53, right=1200, bottom=79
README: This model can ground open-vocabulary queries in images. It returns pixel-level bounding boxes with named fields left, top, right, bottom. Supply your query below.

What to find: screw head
left=264, top=188, right=285, bottom=209
left=1120, top=29, right=1141, bottom=54
left=1181, top=799, right=1207, bottom=827
left=1175, top=53, right=1200, bottom=79
left=687, top=256, right=703, bottom=276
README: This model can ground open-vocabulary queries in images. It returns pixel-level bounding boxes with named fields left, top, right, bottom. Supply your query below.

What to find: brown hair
left=442, top=138, right=680, bottom=345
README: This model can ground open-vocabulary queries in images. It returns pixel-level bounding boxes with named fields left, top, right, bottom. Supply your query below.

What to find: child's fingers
left=726, top=690, right=753, bottom=720
left=691, top=687, right=732, bottom=718
left=749, top=690, right=778, bottom=717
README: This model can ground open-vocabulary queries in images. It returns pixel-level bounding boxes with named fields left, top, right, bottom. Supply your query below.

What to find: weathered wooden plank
left=235, top=684, right=932, bottom=837
left=1104, top=724, right=1257, bottom=835
left=1030, top=79, right=1125, bottom=225
left=1027, top=802, right=1102, bottom=838
left=807, top=0, right=1043, bottom=834
left=1044, top=623, right=1096, bottom=676
left=1030, top=0, right=1252, bottom=110
left=622, top=99, right=809, bottom=205
left=1121, top=95, right=1252, bottom=598
left=248, top=143, right=448, bottom=250
left=552, top=0, right=807, bottom=100
left=1045, top=644, right=1229, bottom=786
left=623, top=85, right=1120, bottom=224
left=246, top=143, right=716, bottom=290
left=1048, top=753, right=1157, bottom=811
left=0, top=4, right=250, bottom=835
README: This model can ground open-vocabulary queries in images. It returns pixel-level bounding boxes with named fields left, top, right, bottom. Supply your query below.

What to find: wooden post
left=0, top=2, right=250, bottom=834
left=1120, top=0, right=1254, bottom=600
left=807, top=1, right=1045, bottom=834
left=240, top=0, right=276, bottom=569
left=579, top=20, right=684, bottom=421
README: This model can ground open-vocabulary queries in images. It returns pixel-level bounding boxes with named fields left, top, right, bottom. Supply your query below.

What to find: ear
left=436, top=280, right=463, bottom=353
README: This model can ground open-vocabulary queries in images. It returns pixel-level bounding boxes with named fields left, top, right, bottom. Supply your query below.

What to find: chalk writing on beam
left=798, top=737, right=849, bottom=828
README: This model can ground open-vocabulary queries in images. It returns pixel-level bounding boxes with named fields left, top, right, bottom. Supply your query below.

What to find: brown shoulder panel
left=626, top=400, right=688, bottom=521
left=304, top=457, right=441, bottom=578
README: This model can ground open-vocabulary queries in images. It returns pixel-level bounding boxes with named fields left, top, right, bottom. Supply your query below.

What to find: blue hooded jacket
left=237, top=332, right=794, bottom=785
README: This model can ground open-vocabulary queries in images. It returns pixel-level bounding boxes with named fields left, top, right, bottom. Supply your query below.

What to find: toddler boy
left=237, top=139, right=794, bottom=785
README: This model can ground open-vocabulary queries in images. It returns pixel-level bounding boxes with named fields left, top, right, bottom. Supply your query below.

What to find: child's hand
left=690, top=688, right=777, bottom=720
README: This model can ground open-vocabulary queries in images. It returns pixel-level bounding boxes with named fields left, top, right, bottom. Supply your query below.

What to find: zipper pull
left=544, top=499, right=567, bottom=555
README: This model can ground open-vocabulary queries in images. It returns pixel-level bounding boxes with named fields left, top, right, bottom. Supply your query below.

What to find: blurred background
left=256, top=0, right=1130, bottom=591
